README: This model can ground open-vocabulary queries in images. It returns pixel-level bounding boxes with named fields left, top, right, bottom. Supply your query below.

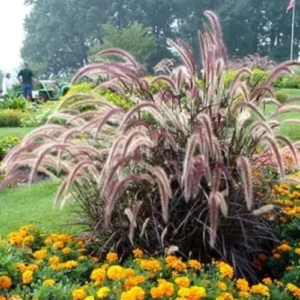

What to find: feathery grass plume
left=237, top=156, right=253, bottom=210
left=252, top=205, right=275, bottom=216
left=125, top=201, right=142, bottom=244
left=272, top=106, right=300, bottom=118
left=148, top=166, right=172, bottom=223
left=182, top=133, right=201, bottom=200
left=275, top=135, right=299, bottom=168
left=260, top=135, right=285, bottom=179
left=209, top=192, right=219, bottom=248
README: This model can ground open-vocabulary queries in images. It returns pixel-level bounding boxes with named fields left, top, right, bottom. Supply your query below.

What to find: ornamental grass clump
left=1, top=11, right=300, bottom=280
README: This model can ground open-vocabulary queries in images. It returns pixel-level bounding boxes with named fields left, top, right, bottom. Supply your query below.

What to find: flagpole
left=290, top=4, right=296, bottom=60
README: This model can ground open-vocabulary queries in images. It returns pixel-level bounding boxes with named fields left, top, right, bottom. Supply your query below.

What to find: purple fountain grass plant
left=1, top=10, right=300, bottom=280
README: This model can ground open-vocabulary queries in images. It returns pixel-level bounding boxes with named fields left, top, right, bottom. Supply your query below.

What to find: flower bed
left=0, top=225, right=299, bottom=299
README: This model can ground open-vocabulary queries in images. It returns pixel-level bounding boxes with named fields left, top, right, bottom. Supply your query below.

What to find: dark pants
left=23, top=83, right=32, bottom=99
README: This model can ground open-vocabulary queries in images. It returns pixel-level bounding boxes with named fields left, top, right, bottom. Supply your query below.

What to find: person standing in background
left=2, top=73, right=13, bottom=97
left=18, top=62, right=34, bottom=101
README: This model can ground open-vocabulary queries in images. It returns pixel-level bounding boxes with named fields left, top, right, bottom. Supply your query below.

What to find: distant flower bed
left=0, top=225, right=299, bottom=299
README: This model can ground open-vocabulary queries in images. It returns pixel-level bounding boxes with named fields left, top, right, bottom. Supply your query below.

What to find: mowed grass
left=0, top=180, right=77, bottom=236
left=0, top=127, right=35, bottom=139
left=260, top=88, right=300, bottom=141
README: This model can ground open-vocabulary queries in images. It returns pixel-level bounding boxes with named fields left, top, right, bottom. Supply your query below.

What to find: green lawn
left=0, top=180, right=76, bottom=236
left=0, top=127, right=35, bottom=139
left=260, top=88, right=300, bottom=141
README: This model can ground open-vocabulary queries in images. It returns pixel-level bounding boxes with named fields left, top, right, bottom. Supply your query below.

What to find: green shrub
left=252, top=68, right=267, bottom=87
left=281, top=75, right=300, bottom=89
left=0, top=136, right=21, bottom=159
left=21, top=102, right=57, bottom=127
left=0, top=91, right=27, bottom=110
left=275, top=90, right=289, bottom=103
left=98, top=88, right=134, bottom=110
left=0, top=109, right=25, bottom=127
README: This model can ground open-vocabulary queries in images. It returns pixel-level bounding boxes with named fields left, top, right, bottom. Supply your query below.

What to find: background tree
left=89, top=24, right=157, bottom=68
left=22, top=0, right=300, bottom=76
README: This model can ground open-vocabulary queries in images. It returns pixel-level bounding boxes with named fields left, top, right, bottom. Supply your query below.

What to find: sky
left=0, top=1, right=31, bottom=73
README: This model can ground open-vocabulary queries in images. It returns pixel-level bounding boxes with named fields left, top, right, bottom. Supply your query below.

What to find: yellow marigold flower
left=65, top=260, right=78, bottom=269
left=43, top=279, right=55, bottom=287
left=121, top=286, right=145, bottom=300
left=97, top=287, right=110, bottom=299
left=216, top=293, right=234, bottom=300
left=107, top=265, right=125, bottom=281
left=33, top=249, right=48, bottom=260
left=62, top=247, right=72, bottom=255
left=277, top=243, right=291, bottom=252
left=91, top=268, right=106, bottom=282
left=53, top=241, right=64, bottom=250
left=217, top=262, right=234, bottom=279
left=22, top=270, right=33, bottom=284
left=130, top=286, right=145, bottom=300
left=189, top=286, right=207, bottom=299
left=250, top=283, right=270, bottom=297
left=48, top=256, right=60, bottom=265
left=238, top=291, right=250, bottom=298
left=216, top=281, right=227, bottom=291
left=133, top=248, right=143, bottom=258
left=84, top=297, right=95, bottom=300
left=276, top=281, right=284, bottom=287
left=0, top=275, right=12, bottom=289
left=22, top=235, right=35, bottom=246
left=236, top=279, right=250, bottom=292
left=175, top=277, right=190, bottom=288
left=188, top=260, right=202, bottom=270
left=106, top=252, right=118, bottom=262
left=79, top=256, right=87, bottom=261
left=295, top=248, right=300, bottom=256
left=262, top=277, right=272, bottom=285
left=72, top=288, right=86, bottom=300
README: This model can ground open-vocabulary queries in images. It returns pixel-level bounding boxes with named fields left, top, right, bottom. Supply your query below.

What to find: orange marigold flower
left=106, top=252, right=118, bottom=262
left=273, top=253, right=280, bottom=259
left=217, top=262, right=234, bottom=279
left=236, top=279, right=250, bottom=292
left=262, top=277, right=272, bottom=285
left=277, top=243, right=291, bottom=252
left=188, top=260, right=202, bottom=270
left=133, top=248, right=143, bottom=258
left=72, top=288, right=86, bottom=300
left=62, top=247, right=72, bottom=255
left=0, top=275, right=12, bottom=289
left=258, top=253, right=267, bottom=261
